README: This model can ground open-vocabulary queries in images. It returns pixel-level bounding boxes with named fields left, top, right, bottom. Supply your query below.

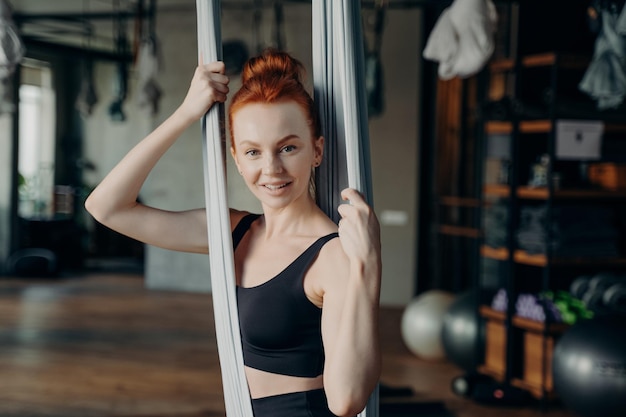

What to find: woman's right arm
left=85, top=61, right=229, bottom=254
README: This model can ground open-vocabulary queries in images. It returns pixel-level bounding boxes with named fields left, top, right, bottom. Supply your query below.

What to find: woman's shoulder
left=313, top=229, right=348, bottom=275
left=229, top=208, right=261, bottom=231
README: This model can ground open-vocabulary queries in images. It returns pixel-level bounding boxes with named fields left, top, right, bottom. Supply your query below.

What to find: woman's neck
left=260, top=199, right=326, bottom=239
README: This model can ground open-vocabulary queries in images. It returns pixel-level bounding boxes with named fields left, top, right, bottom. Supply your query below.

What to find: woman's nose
left=262, top=154, right=283, bottom=175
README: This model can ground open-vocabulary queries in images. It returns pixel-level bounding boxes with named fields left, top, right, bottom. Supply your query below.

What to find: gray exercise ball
left=552, top=316, right=626, bottom=417
left=401, top=290, right=456, bottom=360
left=441, top=291, right=486, bottom=371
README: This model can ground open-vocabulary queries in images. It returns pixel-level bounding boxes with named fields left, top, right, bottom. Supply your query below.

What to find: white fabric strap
left=314, top=0, right=373, bottom=222
left=313, top=1, right=378, bottom=416
left=196, top=1, right=254, bottom=416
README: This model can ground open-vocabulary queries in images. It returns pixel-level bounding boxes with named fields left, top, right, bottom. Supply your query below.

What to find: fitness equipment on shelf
left=571, top=272, right=626, bottom=316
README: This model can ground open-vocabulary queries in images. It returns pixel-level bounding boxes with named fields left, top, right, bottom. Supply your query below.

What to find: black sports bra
left=233, top=213, right=338, bottom=377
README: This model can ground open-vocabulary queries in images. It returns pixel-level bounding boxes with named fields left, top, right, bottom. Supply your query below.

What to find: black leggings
left=251, top=389, right=341, bottom=417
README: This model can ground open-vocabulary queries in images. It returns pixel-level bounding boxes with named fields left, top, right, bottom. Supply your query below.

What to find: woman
left=85, top=49, right=381, bottom=417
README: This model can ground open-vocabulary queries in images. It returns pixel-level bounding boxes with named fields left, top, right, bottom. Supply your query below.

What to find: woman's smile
left=260, top=181, right=292, bottom=192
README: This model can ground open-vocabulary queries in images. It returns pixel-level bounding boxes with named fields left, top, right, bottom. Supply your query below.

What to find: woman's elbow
left=84, top=191, right=110, bottom=225
left=84, top=192, right=98, bottom=218
left=328, top=401, right=363, bottom=417
left=326, top=391, right=369, bottom=417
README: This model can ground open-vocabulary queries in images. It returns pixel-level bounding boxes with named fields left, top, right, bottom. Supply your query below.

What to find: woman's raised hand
left=337, top=188, right=381, bottom=267
left=180, top=61, right=230, bottom=122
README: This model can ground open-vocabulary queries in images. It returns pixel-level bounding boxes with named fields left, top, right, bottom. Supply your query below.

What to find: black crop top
left=233, top=213, right=338, bottom=378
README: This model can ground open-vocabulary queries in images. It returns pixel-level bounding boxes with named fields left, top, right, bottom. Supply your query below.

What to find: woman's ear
left=230, top=146, right=241, bottom=173
left=313, top=136, right=324, bottom=166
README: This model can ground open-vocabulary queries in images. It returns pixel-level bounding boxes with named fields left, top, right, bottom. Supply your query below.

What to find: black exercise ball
left=441, top=291, right=486, bottom=371
left=552, top=316, right=626, bottom=417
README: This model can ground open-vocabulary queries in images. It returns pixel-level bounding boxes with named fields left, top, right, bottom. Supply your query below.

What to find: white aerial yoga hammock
left=312, top=0, right=374, bottom=221
left=196, top=1, right=378, bottom=416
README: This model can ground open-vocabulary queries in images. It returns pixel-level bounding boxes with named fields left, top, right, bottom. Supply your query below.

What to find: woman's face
left=230, top=101, right=323, bottom=210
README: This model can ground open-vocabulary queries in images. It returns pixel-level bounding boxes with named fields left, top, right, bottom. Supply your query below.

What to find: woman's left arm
left=321, top=188, right=382, bottom=417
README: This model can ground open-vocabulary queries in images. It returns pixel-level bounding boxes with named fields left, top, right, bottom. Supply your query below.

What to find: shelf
left=489, top=58, right=515, bottom=72
left=483, top=184, right=510, bottom=198
left=512, top=315, right=570, bottom=334
left=513, top=250, right=547, bottom=266
left=478, top=44, right=619, bottom=403
left=481, top=245, right=509, bottom=261
left=484, top=120, right=552, bottom=134
left=511, top=378, right=556, bottom=400
left=521, top=52, right=589, bottom=69
left=485, top=121, right=514, bottom=134
left=438, top=196, right=481, bottom=207
left=518, top=186, right=626, bottom=199
left=481, top=245, right=626, bottom=267
left=439, top=225, right=481, bottom=238
left=483, top=185, right=626, bottom=200
left=604, top=123, right=626, bottom=133
left=479, top=305, right=565, bottom=400
left=479, top=306, right=570, bottom=333
left=479, top=304, right=506, bottom=321
left=477, top=365, right=504, bottom=381
left=543, top=256, right=626, bottom=267
left=515, top=187, right=549, bottom=199
left=489, top=53, right=590, bottom=72
left=485, top=119, right=626, bottom=134
left=520, top=120, right=552, bottom=133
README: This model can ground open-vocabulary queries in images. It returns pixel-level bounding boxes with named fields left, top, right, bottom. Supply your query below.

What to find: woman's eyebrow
left=237, top=134, right=302, bottom=148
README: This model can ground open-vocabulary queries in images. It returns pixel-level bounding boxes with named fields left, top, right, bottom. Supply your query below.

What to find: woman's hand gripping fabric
left=180, top=61, right=230, bottom=122
left=337, top=188, right=381, bottom=273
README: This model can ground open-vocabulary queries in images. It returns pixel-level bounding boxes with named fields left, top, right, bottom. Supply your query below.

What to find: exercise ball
left=552, top=316, right=626, bottom=417
left=401, top=290, right=455, bottom=360
left=441, top=291, right=486, bottom=371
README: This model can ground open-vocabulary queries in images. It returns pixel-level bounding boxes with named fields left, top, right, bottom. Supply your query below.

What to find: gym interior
left=0, top=1, right=625, bottom=416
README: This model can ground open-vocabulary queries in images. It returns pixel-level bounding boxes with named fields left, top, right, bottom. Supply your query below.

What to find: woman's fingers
left=337, top=188, right=376, bottom=227
left=337, top=188, right=381, bottom=261
left=204, top=60, right=226, bottom=74
left=182, top=62, right=230, bottom=119
left=204, top=63, right=229, bottom=103
left=340, top=187, right=365, bottom=207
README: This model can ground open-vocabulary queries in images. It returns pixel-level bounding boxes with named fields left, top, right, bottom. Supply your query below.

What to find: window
left=18, top=59, right=56, bottom=219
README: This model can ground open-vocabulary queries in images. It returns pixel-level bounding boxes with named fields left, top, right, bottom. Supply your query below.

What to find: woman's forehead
left=232, top=102, right=311, bottom=143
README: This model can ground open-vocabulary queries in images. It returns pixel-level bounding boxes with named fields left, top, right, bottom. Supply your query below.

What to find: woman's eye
left=245, top=149, right=259, bottom=157
left=281, top=145, right=296, bottom=153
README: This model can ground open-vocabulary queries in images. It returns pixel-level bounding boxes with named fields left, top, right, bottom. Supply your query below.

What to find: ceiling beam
left=21, top=36, right=134, bottom=63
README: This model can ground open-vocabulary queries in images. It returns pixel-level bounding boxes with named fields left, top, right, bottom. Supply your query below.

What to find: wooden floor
left=0, top=273, right=576, bottom=417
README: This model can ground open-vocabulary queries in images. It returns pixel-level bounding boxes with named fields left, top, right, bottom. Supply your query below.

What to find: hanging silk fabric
left=196, top=1, right=253, bottom=416
left=196, top=1, right=377, bottom=416
left=313, top=1, right=378, bottom=416
left=313, top=0, right=374, bottom=221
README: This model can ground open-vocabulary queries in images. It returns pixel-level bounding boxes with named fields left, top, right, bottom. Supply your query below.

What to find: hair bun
left=241, top=48, right=304, bottom=85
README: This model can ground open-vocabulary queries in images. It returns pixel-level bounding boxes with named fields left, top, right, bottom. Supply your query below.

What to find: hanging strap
left=313, top=1, right=378, bottom=416
left=196, top=1, right=254, bottom=416
left=314, top=0, right=374, bottom=222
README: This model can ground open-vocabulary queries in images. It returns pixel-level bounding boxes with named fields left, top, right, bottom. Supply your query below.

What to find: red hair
left=228, top=48, right=321, bottom=148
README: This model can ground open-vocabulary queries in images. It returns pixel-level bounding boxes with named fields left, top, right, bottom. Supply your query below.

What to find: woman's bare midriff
left=245, top=366, right=324, bottom=399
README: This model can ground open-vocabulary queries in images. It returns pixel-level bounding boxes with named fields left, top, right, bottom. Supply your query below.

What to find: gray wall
left=5, top=2, right=423, bottom=306
left=370, top=9, right=422, bottom=305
